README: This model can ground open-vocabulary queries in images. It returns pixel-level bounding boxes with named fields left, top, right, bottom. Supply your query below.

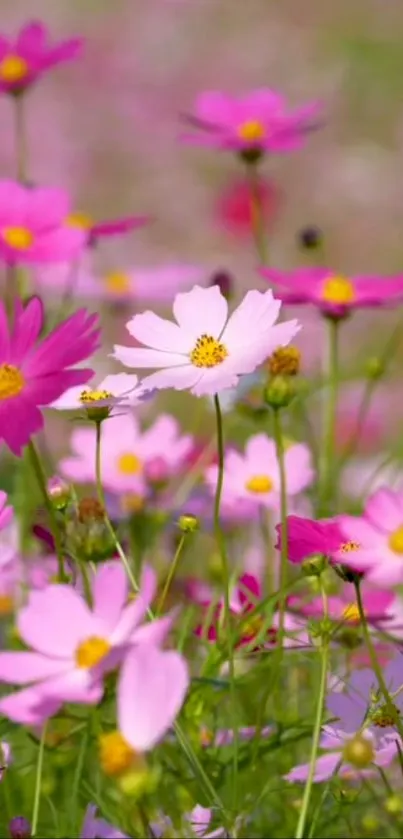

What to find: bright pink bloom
left=289, top=584, right=395, bottom=630
left=113, top=285, right=300, bottom=397
left=116, top=643, right=189, bottom=751
left=0, top=181, right=85, bottom=264
left=60, top=413, right=193, bottom=495
left=0, top=20, right=82, bottom=95
left=0, top=296, right=99, bottom=455
left=0, top=563, right=173, bottom=724
left=66, top=212, right=150, bottom=247
left=260, top=267, right=403, bottom=320
left=0, top=491, right=13, bottom=532
left=206, top=435, right=314, bottom=511
left=215, top=176, right=281, bottom=239
left=181, top=89, right=321, bottom=154
left=275, top=515, right=346, bottom=564
left=336, top=487, right=403, bottom=586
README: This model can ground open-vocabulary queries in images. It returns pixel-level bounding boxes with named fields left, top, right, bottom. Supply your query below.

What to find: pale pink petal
left=365, top=488, right=403, bottom=533
left=0, top=687, right=61, bottom=725
left=92, top=563, right=128, bottom=633
left=173, top=285, right=228, bottom=342
left=0, top=652, right=70, bottom=685
left=113, top=346, right=187, bottom=369
left=37, top=669, right=104, bottom=704
left=18, top=586, right=100, bottom=657
left=136, top=365, right=203, bottom=393
left=111, top=565, right=157, bottom=644
left=126, top=311, right=189, bottom=352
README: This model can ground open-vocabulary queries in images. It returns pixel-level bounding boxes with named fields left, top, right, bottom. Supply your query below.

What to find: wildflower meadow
left=0, top=2, right=403, bottom=837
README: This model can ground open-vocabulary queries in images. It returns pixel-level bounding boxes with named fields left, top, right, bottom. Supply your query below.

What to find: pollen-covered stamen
left=238, top=119, right=266, bottom=143
left=75, top=636, right=111, bottom=668
left=371, top=703, right=401, bottom=728
left=2, top=226, right=33, bottom=250
left=190, top=334, right=228, bottom=369
left=389, top=526, right=403, bottom=555
left=0, top=364, right=25, bottom=400
left=245, top=475, right=273, bottom=494
left=104, top=271, right=131, bottom=295
left=340, top=541, right=360, bottom=553
left=99, top=730, right=136, bottom=776
left=79, top=389, right=113, bottom=404
left=0, top=55, right=28, bottom=82
left=321, top=275, right=355, bottom=305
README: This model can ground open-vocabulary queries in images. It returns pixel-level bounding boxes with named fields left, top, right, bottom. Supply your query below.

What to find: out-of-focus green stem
left=272, top=408, right=288, bottom=654
left=318, top=317, right=339, bottom=516
left=28, top=440, right=66, bottom=582
left=157, top=533, right=186, bottom=614
left=31, top=722, right=47, bottom=837
left=246, top=162, right=268, bottom=264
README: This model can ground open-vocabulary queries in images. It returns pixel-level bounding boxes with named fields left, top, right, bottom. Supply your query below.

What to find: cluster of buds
left=64, top=497, right=116, bottom=564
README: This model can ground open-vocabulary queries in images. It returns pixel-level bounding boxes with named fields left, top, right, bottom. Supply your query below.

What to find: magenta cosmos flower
left=0, top=181, right=85, bottom=264
left=181, top=89, right=321, bottom=157
left=0, top=297, right=99, bottom=455
left=113, top=285, right=300, bottom=397
left=335, top=487, right=403, bottom=586
left=0, top=563, right=175, bottom=724
left=261, top=267, right=403, bottom=319
left=0, top=20, right=82, bottom=95
left=205, top=434, right=314, bottom=511
left=275, top=515, right=353, bottom=564
left=66, top=211, right=150, bottom=247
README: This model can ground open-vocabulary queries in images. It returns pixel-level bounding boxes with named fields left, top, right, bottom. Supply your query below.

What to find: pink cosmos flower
left=215, top=176, right=281, bottom=239
left=275, top=515, right=348, bottom=564
left=187, top=806, right=225, bottom=838
left=206, top=434, right=314, bottom=511
left=60, top=413, right=193, bottom=495
left=336, top=487, right=403, bottom=586
left=51, top=372, right=145, bottom=414
left=113, top=285, right=300, bottom=397
left=180, top=89, right=321, bottom=155
left=36, top=262, right=207, bottom=304
left=0, top=181, right=85, bottom=265
left=260, top=267, right=403, bottom=320
left=289, top=584, right=395, bottom=631
left=285, top=727, right=397, bottom=784
left=200, top=725, right=273, bottom=748
left=66, top=212, right=150, bottom=247
left=0, top=296, right=99, bottom=455
left=81, top=804, right=128, bottom=839
left=0, top=563, right=173, bottom=724
left=0, top=491, right=13, bottom=532
left=0, top=20, right=82, bottom=95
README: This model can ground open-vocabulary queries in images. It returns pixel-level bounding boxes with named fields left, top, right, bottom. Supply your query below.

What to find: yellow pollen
left=0, top=55, right=28, bottom=83
left=104, top=271, right=131, bottom=295
left=79, top=389, right=113, bottom=404
left=342, top=603, right=360, bottom=623
left=245, top=474, right=274, bottom=494
left=118, top=453, right=142, bottom=475
left=99, top=730, right=136, bottom=777
left=238, top=119, right=266, bottom=143
left=389, top=525, right=403, bottom=555
left=190, top=334, right=228, bottom=368
left=340, top=541, right=360, bottom=553
left=321, top=275, right=355, bottom=305
left=75, top=636, right=111, bottom=668
left=2, top=226, right=33, bottom=250
left=67, top=212, right=93, bottom=230
left=0, top=364, right=25, bottom=400
left=0, top=595, right=13, bottom=616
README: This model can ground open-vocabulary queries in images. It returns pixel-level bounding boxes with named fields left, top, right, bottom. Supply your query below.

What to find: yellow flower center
left=118, top=453, right=142, bottom=475
left=0, top=595, right=13, bottom=616
left=340, top=541, right=360, bottom=553
left=0, top=364, right=25, bottom=400
left=67, top=212, right=93, bottom=230
left=389, top=525, right=403, bottom=555
left=342, top=603, right=360, bottom=623
left=121, top=493, right=144, bottom=513
left=104, top=271, right=131, bottom=295
left=75, top=636, right=111, bottom=668
left=245, top=475, right=274, bottom=494
left=0, top=55, right=28, bottom=82
left=238, top=119, right=266, bottom=142
left=99, top=730, right=136, bottom=776
left=190, top=334, right=228, bottom=368
left=80, top=389, right=113, bottom=404
left=321, top=275, right=355, bottom=305
left=2, top=226, right=34, bottom=250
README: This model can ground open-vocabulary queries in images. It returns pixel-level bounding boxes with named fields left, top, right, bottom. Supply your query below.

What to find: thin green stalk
left=14, top=93, right=28, bottom=184
left=213, top=394, right=239, bottom=810
left=318, top=317, right=339, bottom=516
left=246, top=162, right=268, bottom=264
left=31, top=722, right=47, bottom=837
left=295, top=588, right=330, bottom=839
left=354, top=580, right=403, bottom=741
left=157, top=533, right=186, bottom=614
left=272, top=408, right=288, bottom=654
left=94, top=421, right=139, bottom=592
left=27, top=440, right=66, bottom=581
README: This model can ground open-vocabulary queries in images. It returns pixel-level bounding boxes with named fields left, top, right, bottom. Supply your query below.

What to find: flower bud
left=209, top=270, right=234, bottom=301
left=47, top=476, right=71, bottom=512
left=264, top=375, right=296, bottom=409
left=65, top=497, right=115, bottom=564
left=8, top=817, right=31, bottom=839
left=177, top=514, right=199, bottom=534
left=361, top=814, right=380, bottom=833
left=365, top=357, right=385, bottom=381
left=298, top=225, right=323, bottom=250
left=385, top=794, right=403, bottom=815
left=268, top=346, right=301, bottom=377
left=342, top=733, right=375, bottom=768
left=301, top=554, right=327, bottom=578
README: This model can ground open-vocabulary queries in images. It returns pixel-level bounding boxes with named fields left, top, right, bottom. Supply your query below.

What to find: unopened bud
left=342, top=733, right=374, bottom=768
left=8, top=817, right=31, bottom=839
left=385, top=794, right=403, bottom=815
left=268, top=346, right=301, bottom=377
left=264, top=375, right=296, bottom=409
left=47, top=476, right=71, bottom=512
left=209, top=270, right=234, bottom=301
left=177, top=514, right=199, bottom=534
left=65, top=497, right=115, bottom=564
left=298, top=225, right=323, bottom=250
left=365, top=357, right=385, bottom=381
left=361, top=814, right=380, bottom=833
left=301, top=554, right=327, bottom=578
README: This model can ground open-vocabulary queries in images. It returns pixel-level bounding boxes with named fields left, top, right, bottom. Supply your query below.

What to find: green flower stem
left=14, top=93, right=28, bottom=184
left=318, top=317, right=339, bottom=516
left=31, top=722, right=47, bottom=837
left=246, top=161, right=268, bottom=264
left=272, top=407, right=288, bottom=654
left=213, top=393, right=239, bottom=809
left=94, top=421, right=139, bottom=593
left=354, top=580, right=403, bottom=741
left=157, top=533, right=186, bottom=615
left=27, top=439, right=66, bottom=582
left=295, top=587, right=330, bottom=839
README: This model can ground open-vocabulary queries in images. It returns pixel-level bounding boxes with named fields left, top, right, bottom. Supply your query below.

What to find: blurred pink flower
left=66, top=212, right=150, bottom=247
left=0, top=563, right=171, bottom=724
left=0, top=20, right=83, bottom=95
left=0, top=181, right=85, bottom=265
left=113, top=285, right=299, bottom=397
left=285, top=727, right=397, bottom=784
left=260, top=267, right=403, bottom=320
left=0, top=297, right=99, bottom=455
left=180, top=89, right=322, bottom=155
left=0, top=491, right=13, bottom=531
left=81, top=804, right=128, bottom=839
left=51, top=372, right=145, bottom=414
left=60, top=413, right=193, bottom=495
left=215, top=176, right=281, bottom=239
left=336, top=487, right=403, bottom=586
left=206, top=434, right=314, bottom=511
left=289, top=584, right=395, bottom=630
